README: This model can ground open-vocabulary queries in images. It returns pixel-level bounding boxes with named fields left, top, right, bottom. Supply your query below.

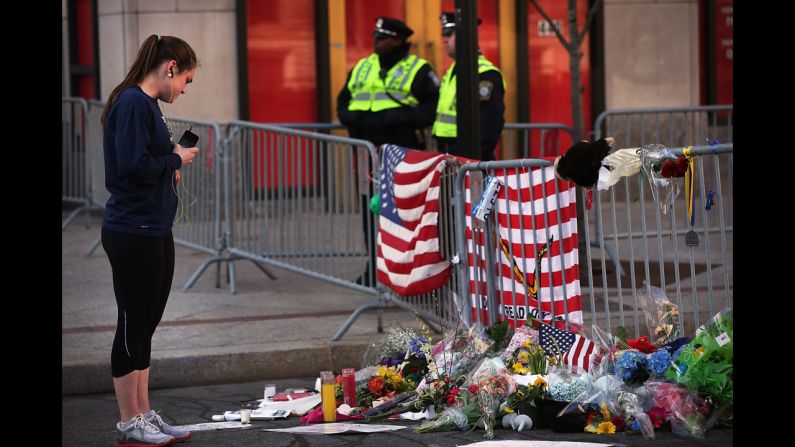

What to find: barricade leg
left=84, top=235, right=102, bottom=256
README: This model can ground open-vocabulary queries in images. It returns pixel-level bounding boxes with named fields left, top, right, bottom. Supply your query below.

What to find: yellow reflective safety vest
left=432, top=55, right=504, bottom=138
left=346, top=53, right=429, bottom=112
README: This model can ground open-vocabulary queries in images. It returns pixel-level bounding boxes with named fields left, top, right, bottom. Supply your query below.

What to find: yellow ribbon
left=683, top=146, right=695, bottom=226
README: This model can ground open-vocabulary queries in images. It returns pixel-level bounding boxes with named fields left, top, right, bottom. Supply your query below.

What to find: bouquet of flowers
left=501, top=324, right=539, bottom=360
left=583, top=402, right=621, bottom=435
left=474, top=363, right=515, bottom=438
left=430, top=325, right=493, bottom=379
left=356, top=365, right=416, bottom=408
left=506, top=338, right=548, bottom=375
left=639, top=144, right=684, bottom=213
left=646, top=381, right=711, bottom=438
left=503, top=376, right=549, bottom=416
left=362, top=326, right=420, bottom=368
left=637, top=285, right=681, bottom=346
left=615, top=350, right=651, bottom=386
left=666, top=309, right=732, bottom=406
left=414, top=386, right=483, bottom=433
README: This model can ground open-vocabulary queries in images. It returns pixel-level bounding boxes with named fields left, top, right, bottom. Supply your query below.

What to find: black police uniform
left=434, top=12, right=505, bottom=161
left=337, top=17, right=440, bottom=150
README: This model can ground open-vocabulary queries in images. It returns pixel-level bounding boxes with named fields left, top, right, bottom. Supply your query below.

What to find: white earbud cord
left=162, top=69, right=198, bottom=227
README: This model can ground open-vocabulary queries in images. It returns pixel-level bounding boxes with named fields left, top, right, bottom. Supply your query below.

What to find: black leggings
left=101, top=228, right=175, bottom=378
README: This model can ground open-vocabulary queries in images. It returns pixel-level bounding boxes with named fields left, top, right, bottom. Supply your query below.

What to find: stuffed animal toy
left=554, top=137, right=614, bottom=188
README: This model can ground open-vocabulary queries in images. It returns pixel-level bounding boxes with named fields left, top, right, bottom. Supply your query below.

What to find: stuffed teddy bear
left=554, top=137, right=614, bottom=188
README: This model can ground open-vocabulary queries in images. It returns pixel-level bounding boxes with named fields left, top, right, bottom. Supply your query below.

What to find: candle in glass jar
left=319, top=371, right=337, bottom=422
left=341, top=368, right=357, bottom=407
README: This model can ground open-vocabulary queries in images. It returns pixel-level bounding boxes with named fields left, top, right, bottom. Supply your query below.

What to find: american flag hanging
left=466, top=162, right=583, bottom=329
left=376, top=145, right=450, bottom=296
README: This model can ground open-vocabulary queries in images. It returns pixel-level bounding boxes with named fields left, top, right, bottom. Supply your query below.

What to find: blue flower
left=629, top=420, right=640, bottom=431
left=648, top=349, right=672, bottom=376
left=615, top=350, right=649, bottom=384
left=409, top=337, right=428, bottom=359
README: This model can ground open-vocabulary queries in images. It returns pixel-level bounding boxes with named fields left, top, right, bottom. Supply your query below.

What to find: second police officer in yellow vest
left=337, top=17, right=440, bottom=149
left=433, top=12, right=506, bottom=161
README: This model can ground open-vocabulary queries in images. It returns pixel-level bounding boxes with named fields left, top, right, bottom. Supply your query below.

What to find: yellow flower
left=516, top=390, right=525, bottom=398
left=512, top=362, right=528, bottom=374
left=533, top=377, right=547, bottom=388
left=377, top=366, right=387, bottom=377
left=522, top=340, right=532, bottom=348
left=600, top=402, right=611, bottom=420
left=694, top=346, right=705, bottom=358
left=504, top=406, right=514, bottom=414
left=517, top=352, right=530, bottom=361
left=584, top=423, right=598, bottom=433
left=596, top=421, right=616, bottom=434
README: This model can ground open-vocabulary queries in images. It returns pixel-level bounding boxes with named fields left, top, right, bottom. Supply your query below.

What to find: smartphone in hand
left=178, top=128, right=199, bottom=148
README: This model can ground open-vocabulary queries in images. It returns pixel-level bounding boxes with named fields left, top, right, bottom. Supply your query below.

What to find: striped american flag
left=376, top=145, right=450, bottom=296
left=539, top=321, right=596, bottom=372
left=466, top=162, right=583, bottom=329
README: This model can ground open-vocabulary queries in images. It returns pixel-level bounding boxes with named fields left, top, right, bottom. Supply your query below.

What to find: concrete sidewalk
left=62, top=212, right=427, bottom=395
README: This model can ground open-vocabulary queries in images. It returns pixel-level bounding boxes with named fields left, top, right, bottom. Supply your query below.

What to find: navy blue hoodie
left=102, top=85, right=183, bottom=236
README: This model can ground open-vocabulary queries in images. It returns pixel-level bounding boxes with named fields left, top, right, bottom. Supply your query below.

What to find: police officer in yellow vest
left=433, top=12, right=505, bottom=161
left=337, top=17, right=440, bottom=149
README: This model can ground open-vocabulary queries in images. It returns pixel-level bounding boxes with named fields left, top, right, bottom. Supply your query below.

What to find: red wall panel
left=528, top=0, right=591, bottom=155
left=345, top=1, right=405, bottom=71
left=247, top=0, right=317, bottom=123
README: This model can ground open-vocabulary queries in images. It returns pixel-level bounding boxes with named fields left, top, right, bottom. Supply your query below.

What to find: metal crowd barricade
left=502, top=123, right=575, bottom=159
left=83, top=100, right=109, bottom=256
left=162, top=117, right=229, bottom=289
left=452, top=144, right=733, bottom=339
left=591, top=105, right=733, bottom=277
left=582, top=143, right=733, bottom=338
left=62, top=97, right=96, bottom=230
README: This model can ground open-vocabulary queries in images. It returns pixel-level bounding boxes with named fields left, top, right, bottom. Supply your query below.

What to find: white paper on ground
left=457, top=441, right=626, bottom=447
left=172, top=421, right=253, bottom=431
left=264, top=423, right=406, bottom=435
left=258, top=394, right=322, bottom=416
left=221, top=408, right=291, bottom=421
left=398, top=406, right=436, bottom=420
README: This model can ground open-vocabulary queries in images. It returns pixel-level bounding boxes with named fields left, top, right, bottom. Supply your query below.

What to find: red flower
left=660, top=160, right=678, bottom=178
left=626, top=336, right=656, bottom=353
left=610, top=415, right=626, bottom=431
left=446, top=395, right=456, bottom=405
left=368, top=376, right=385, bottom=396
left=449, top=387, right=460, bottom=396
left=468, top=384, right=478, bottom=394
left=675, top=157, right=689, bottom=176
left=647, top=406, right=667, bottom=429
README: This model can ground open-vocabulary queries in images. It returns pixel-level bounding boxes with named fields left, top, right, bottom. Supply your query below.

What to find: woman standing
left=100, top=34, right=199, bottom=446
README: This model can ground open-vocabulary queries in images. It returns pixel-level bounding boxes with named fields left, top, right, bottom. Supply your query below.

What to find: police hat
left=440, top=11, right=481, bottom=36
left=373, top=16, right=414, bottom=39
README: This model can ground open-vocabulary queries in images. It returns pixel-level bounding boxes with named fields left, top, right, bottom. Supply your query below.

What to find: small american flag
left=376, top=145, right=450, bottom=296
left=539, top=322, right=596, bottom=372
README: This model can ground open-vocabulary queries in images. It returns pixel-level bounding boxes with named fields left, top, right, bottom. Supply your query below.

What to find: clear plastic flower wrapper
left=616, top=388, right=655, bottom=439
left=639, top=144, right=682, bottom=213
left=636, top=285, right=681, bottom=346
left=430, top=325, right=493, bottom=380
left=470, top=358, right=515, bottom=438
left=645, top=381, right=710, bottom=438
left=546, top=364, right=593, bottom=403
left=665, top=308, right=733, bottom=423
left=413, top=386, right=483, bottom=434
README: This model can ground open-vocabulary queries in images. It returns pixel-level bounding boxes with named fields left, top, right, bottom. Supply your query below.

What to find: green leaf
left=615, top=326, right=629, bottom=342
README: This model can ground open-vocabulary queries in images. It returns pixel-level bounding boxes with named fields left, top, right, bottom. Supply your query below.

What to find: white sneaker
left=115, top=413, right=175, bottom=446
left=145, top=410, right=192, bottom=443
